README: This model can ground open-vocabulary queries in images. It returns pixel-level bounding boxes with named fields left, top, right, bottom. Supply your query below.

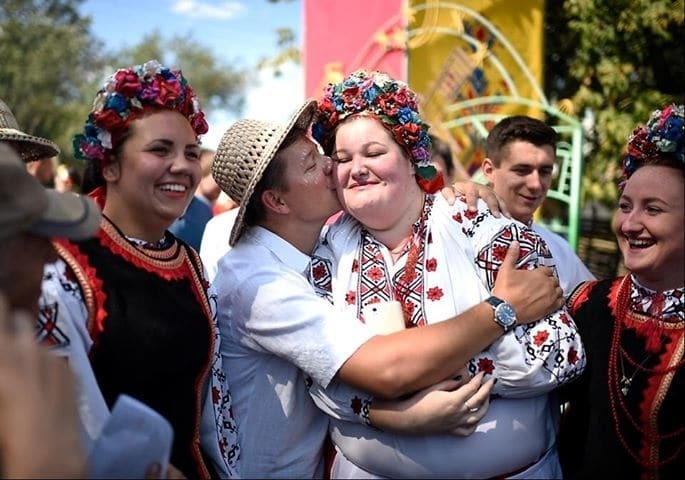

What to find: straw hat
left=0, top=98, right=60, bottom=162
left=0, top=143, right=100, bottom=242
left=212, top=100, right=317, bottom=246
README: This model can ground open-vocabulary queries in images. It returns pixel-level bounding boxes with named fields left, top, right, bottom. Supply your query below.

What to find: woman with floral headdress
left=37, top=60, right=239, bottom=478
left=558, top=104, right=684, bottom=480
left=308, top=70, right=585, bottom=478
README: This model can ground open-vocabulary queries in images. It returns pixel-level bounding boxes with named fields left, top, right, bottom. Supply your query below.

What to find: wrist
left=484, top=296, right=518, bottom=332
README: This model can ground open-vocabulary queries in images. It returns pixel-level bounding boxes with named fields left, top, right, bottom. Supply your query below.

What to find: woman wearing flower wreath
left=308, top=70, right=585, bottom=479
left=37, top=60, right=239, bottom=478
left=558, top=104, right=684, bottom=480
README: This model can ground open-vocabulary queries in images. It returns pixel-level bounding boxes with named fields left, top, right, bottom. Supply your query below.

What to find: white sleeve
left=39, top=259, right=110, bottom=444
left=214, top=253, right=374, bottom=388
left=464, top=212, right=586, bottom=397
left=308, top=379, right=374, bottom=426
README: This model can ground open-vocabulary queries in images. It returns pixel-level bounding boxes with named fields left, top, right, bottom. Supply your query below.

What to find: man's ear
left=481, top=157, right=496, bottom=183
left=102, top=161, right=121, bottom=182
left=261, top=189, right=290, bottom=215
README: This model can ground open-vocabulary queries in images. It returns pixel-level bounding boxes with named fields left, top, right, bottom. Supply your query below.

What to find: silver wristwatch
left=485, top=296, right=517, bottom=333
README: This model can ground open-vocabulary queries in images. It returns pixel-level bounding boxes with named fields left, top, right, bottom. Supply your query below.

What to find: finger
left=454, top=372, right=486, bottom=402
left=430, top=378, right=461, bottom=392
left=440, top=186, right=457, bottom=206
left=499, top=241, right=520, bottom=273
left=144, top=462, right=161, bottom=480
left=452, top=425, right=478, bottom=437
left=464, top=186, right=479, bottom=212
left=467, top=377, right=496, bottom=408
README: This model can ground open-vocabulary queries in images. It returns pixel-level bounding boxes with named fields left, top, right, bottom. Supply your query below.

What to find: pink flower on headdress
left=658, top=104, right=674, bottom=127
left=80, top=141, right=106, bottom=161
left=114, top=70, right=142, bottom=98
left=139, top=83, right=160, bottom=102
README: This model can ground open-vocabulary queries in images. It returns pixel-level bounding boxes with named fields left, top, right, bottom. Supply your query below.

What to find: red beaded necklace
left=606, top=275, right=685, bottom=469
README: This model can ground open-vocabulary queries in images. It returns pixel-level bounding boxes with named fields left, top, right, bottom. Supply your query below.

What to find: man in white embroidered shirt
left=210, top=100, right=581, bottom=478
left=480, top=115, right=595, bottom=294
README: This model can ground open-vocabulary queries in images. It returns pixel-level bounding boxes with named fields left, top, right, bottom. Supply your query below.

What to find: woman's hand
left=369, top=372, right=494, bottom=436
left=440, top=181, right=510, bottom=218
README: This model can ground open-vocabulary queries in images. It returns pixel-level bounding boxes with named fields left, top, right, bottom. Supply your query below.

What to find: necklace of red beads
left=607, top=275, right=685, bottom=470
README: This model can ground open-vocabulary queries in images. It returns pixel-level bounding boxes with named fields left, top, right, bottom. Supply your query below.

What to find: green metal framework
left=408, top=1, right=585, bottom=250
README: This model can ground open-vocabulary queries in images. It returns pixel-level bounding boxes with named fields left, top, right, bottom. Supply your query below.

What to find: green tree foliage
left=545, top=0, right=684, bottom=205
left=115, top=30, right=247, bottom=113
left=1, top=0, right=247, bottom=165
left=0, top=0, right=108, bottom=158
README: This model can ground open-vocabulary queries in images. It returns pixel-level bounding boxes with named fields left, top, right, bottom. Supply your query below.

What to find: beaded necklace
left=607, top=275, right=685, bottom=469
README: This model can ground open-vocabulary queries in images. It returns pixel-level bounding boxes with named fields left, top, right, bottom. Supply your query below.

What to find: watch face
left=496, top=303, right=517, bottom=328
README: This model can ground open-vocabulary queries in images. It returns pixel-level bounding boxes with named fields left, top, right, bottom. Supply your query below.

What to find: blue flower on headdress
left=397, top=107, right=415, bottom=125
left=622, top=103, right=684, bottom=180
left=73, top=59, right=207, bottom=167
left=105, top=93, right=129, bottom=114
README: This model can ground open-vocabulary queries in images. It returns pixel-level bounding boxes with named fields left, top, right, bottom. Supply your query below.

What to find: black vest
left=56, top=218, right=214, bottom=478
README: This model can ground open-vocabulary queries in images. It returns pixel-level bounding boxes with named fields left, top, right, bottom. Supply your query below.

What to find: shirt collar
left=245, top=226, right=311, bottom=275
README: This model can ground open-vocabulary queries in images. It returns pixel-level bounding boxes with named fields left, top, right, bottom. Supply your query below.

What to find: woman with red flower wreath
left=558, top=104, right=684, bottom=480
left=37, top=60, right=239, bottom=478
left=308, top=70, right=585, bottom=478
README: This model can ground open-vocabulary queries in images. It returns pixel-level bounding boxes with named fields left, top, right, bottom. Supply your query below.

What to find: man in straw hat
left=0, top=98, right=60, bottom=163
left=0, top=142, right=99, bottom=477
left=210, top=100, right=564, bottom=477
left=0, top=98, right=61, bottom=188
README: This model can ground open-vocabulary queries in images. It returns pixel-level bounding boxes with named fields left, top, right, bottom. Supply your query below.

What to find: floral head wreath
left=312, top=70, right=444, bottom=193
left=73, top=60, right=208, bottom=167
left=622, top=103, right=684, bottom=181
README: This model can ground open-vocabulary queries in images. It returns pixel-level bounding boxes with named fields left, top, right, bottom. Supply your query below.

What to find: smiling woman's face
left=101, top=110, right=202, bottom=241
left=614, top=164, right=684, bottom=291
left=331, top=116, right=418, bottom=229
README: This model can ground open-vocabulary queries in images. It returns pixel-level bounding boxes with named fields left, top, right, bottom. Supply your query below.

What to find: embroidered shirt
left=532, top=223, right=595, bottom=295
left=308, top=194, right=585, bottom=478
left=211, top=226, right=375, bottom=478
left=38, top=218, right=240, bottom=478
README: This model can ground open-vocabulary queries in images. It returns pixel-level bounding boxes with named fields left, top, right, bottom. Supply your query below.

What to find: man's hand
left=491, top=241, right=564, bottom=324
left=0, top=294, right=86, bottom=478
left=369, top=372, right=495, bottom=436
left=440, top=181, right=510, bottom=218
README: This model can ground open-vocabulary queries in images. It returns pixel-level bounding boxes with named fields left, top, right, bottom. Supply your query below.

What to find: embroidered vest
left=55, top=220, right=215, bottom=478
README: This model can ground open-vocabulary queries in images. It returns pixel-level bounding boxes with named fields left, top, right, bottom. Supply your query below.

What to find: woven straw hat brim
left=0, top=129, right=60, bottom=162
left=213, top=100, right=317, bottom=246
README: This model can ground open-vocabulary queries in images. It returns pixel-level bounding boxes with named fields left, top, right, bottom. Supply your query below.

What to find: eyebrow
left=620, top=193, right=670, bottom=205
left=332, top=141, right=386, bottom=156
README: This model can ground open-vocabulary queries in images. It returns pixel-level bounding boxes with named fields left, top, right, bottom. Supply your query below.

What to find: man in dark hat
left=0, top=143, right=100, bottom=317
left=0, top=142, right=99, bottom=477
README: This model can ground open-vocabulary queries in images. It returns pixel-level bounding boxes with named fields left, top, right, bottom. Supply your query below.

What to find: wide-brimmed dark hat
left=0, top=98, right=60, bottom=162
left=212, top=100, right=317, bottom=246
left=0, top=143, right=100, bottom=241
